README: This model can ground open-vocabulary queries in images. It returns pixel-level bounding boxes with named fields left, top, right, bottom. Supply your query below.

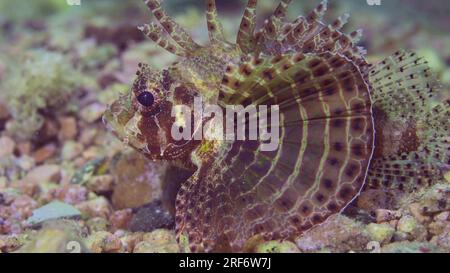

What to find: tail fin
left=367, top=50, right=449, bottom=193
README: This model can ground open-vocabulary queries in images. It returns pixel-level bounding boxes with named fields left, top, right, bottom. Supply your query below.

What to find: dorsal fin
left=143, top=0, right=200, bottom=52
left=205, top=0, right=226, bottom=43
left=138, top=23, right=187, bottom=56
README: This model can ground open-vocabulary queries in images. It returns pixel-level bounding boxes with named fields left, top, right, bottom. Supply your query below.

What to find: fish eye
left=137, top=91, right=155, bottom=107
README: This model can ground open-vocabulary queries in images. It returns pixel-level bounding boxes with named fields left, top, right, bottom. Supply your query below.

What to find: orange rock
left=111, top=152, right=166, bottom=210
left=0, top=136, right=15, bottom=158
left=58, top=116, right=78, bottom=141
left=32, top=143, right=57, bottom=164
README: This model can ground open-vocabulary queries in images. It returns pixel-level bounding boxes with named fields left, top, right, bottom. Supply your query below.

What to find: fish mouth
left=103, top=93, right=148, bottom=151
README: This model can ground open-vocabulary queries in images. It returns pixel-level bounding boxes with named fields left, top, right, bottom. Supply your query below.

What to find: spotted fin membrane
left=367, top=50, right=449, bottom=193
left=136, top=0, right=448, bottom=252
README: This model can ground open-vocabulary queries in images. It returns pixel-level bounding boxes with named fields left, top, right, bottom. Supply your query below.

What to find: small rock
left=295, top=215, right=370, bottom=253
left=120, top=232, right=144, bottom=252
left=32, top=143, right=57, bottom=164
left=61, top=141, right=83, bottom=160
left=256, top=240, right=300, bottom=253
left=16, top=155, right=35, bottom=171
left=109, top=209, right=133, bottom=232
left=42, top=185, right=88, bottom=205
left=81, top=146, right=101, bottom=160
left=16, top=220, right=86, bottom=253
left=23, top=164, right=61, bottom=184
left=128, top=201, right=174, bottom=232
left=85, top=231, right=121, bottom=253
left=0, top=235, right=21, bottom=253
left=397, top=215, right=417, bottom=234
left=375, top=209, right=401, bottom=223
left=428, top=221, right=448, bottom=236
left=87, top=175, right=115, bottom=194
left=0, top=100, right=10, bottom=120
left=366, top=223, right=395, bottom=245
left=26, top=201, right=81, bottom=226
left=58, top=117, right=77, bottom=141
left=76, top=197, right=112, bottom=219
left=381, top=241, right=444, bottom=253
left=111, top=152, right=166, bottom=209
left=133, top=229, right=179, bottom=253
left=430, top=229, right=450, bottom=251
left=16, top=142, right=32, bottom=156
left=79, top=128, right=98, bottom=146
left=392, top=231, right=409, bottom=242
left=409, top=203, right=431, bottom=224
left=419, top=184, right=449, bottom=215
left=434, top=211, right=449, bottom=222
left=86, top=217, right=109, bottom=233
left=10, top=195, right=38, bottom=220
left=80, top=103, right=107, bottom=123
left=0, top=136, right=15, bottom=158
left=133, top=240, right=179, bottom=253
left=142, top=229, right=176, bottom=245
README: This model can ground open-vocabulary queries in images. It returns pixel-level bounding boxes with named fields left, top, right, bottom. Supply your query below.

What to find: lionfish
left=104, top=0, right=449, bottom=252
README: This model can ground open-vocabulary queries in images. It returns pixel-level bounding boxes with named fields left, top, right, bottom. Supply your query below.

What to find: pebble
left=0, top=235, right=21, bottom=253
left=397, top=215, right=418, bottom=234
left=32, top=143, right=57, bottom=164
left=80, top=103, right=106, bottom=123
left=428, top=221, right=448, bottom=236
left=111, top=152, right=166, bottom=209
left=85, top=231, right=121, bottom=253
left=79, top=128, right=98, bottom=146
left=128, top=201, right=174, bottom=232
left=16, top=155, right=35, bottom=171
left=86, top=217, right=109, bottom=233
left=58, top=117, right=78, bottom=141
left=76, top=197, right=112, bottom=219
left=434, top=211, right=449, bottom=222
left=0, top=136, right=15, bottom=158
left=120, top=232, right=144, bottom=253
left=133, top=240, right=179, bottom=253
left=109, top=209, right=133, bottom=232
left=133, top=229, right=179, bottom=253
left=10, top=195, right=38, bottom=220
left=381, top=241, right=444, bottom=253
left=16, top=220, right=86, bottom=253
left=23, top=164, right=61, bottom=184
left=82, top=146, right=101, bottom=160
left=366, top=223, right=395, bottom=244
left=295, top=215, right=370, bottom=253
left=42, top=184, right=88, bottom=205
left=375, top=209, right=401, bottom=223
left=409, top=203, right=431, bottom=223
left=16, top=142, right=32, bottom=156
left=61, top=141, right=83, bottom=160
left=87, top=175, right=115, bottom=194
left=256, top=240, right=301, bottom=253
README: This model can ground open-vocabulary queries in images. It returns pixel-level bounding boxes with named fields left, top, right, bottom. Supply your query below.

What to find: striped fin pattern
left=236, top=0, right=258, bottom=54
left=205, top=0, right=226, bottom=43
left=142, top=0, right=200, bottom=52
left=176, top=53, right=374, bottom=252
left=367, top=50, right=449, bottom=193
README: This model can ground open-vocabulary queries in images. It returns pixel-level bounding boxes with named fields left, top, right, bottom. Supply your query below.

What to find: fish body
left=104, top=0, right=449, bottom=252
